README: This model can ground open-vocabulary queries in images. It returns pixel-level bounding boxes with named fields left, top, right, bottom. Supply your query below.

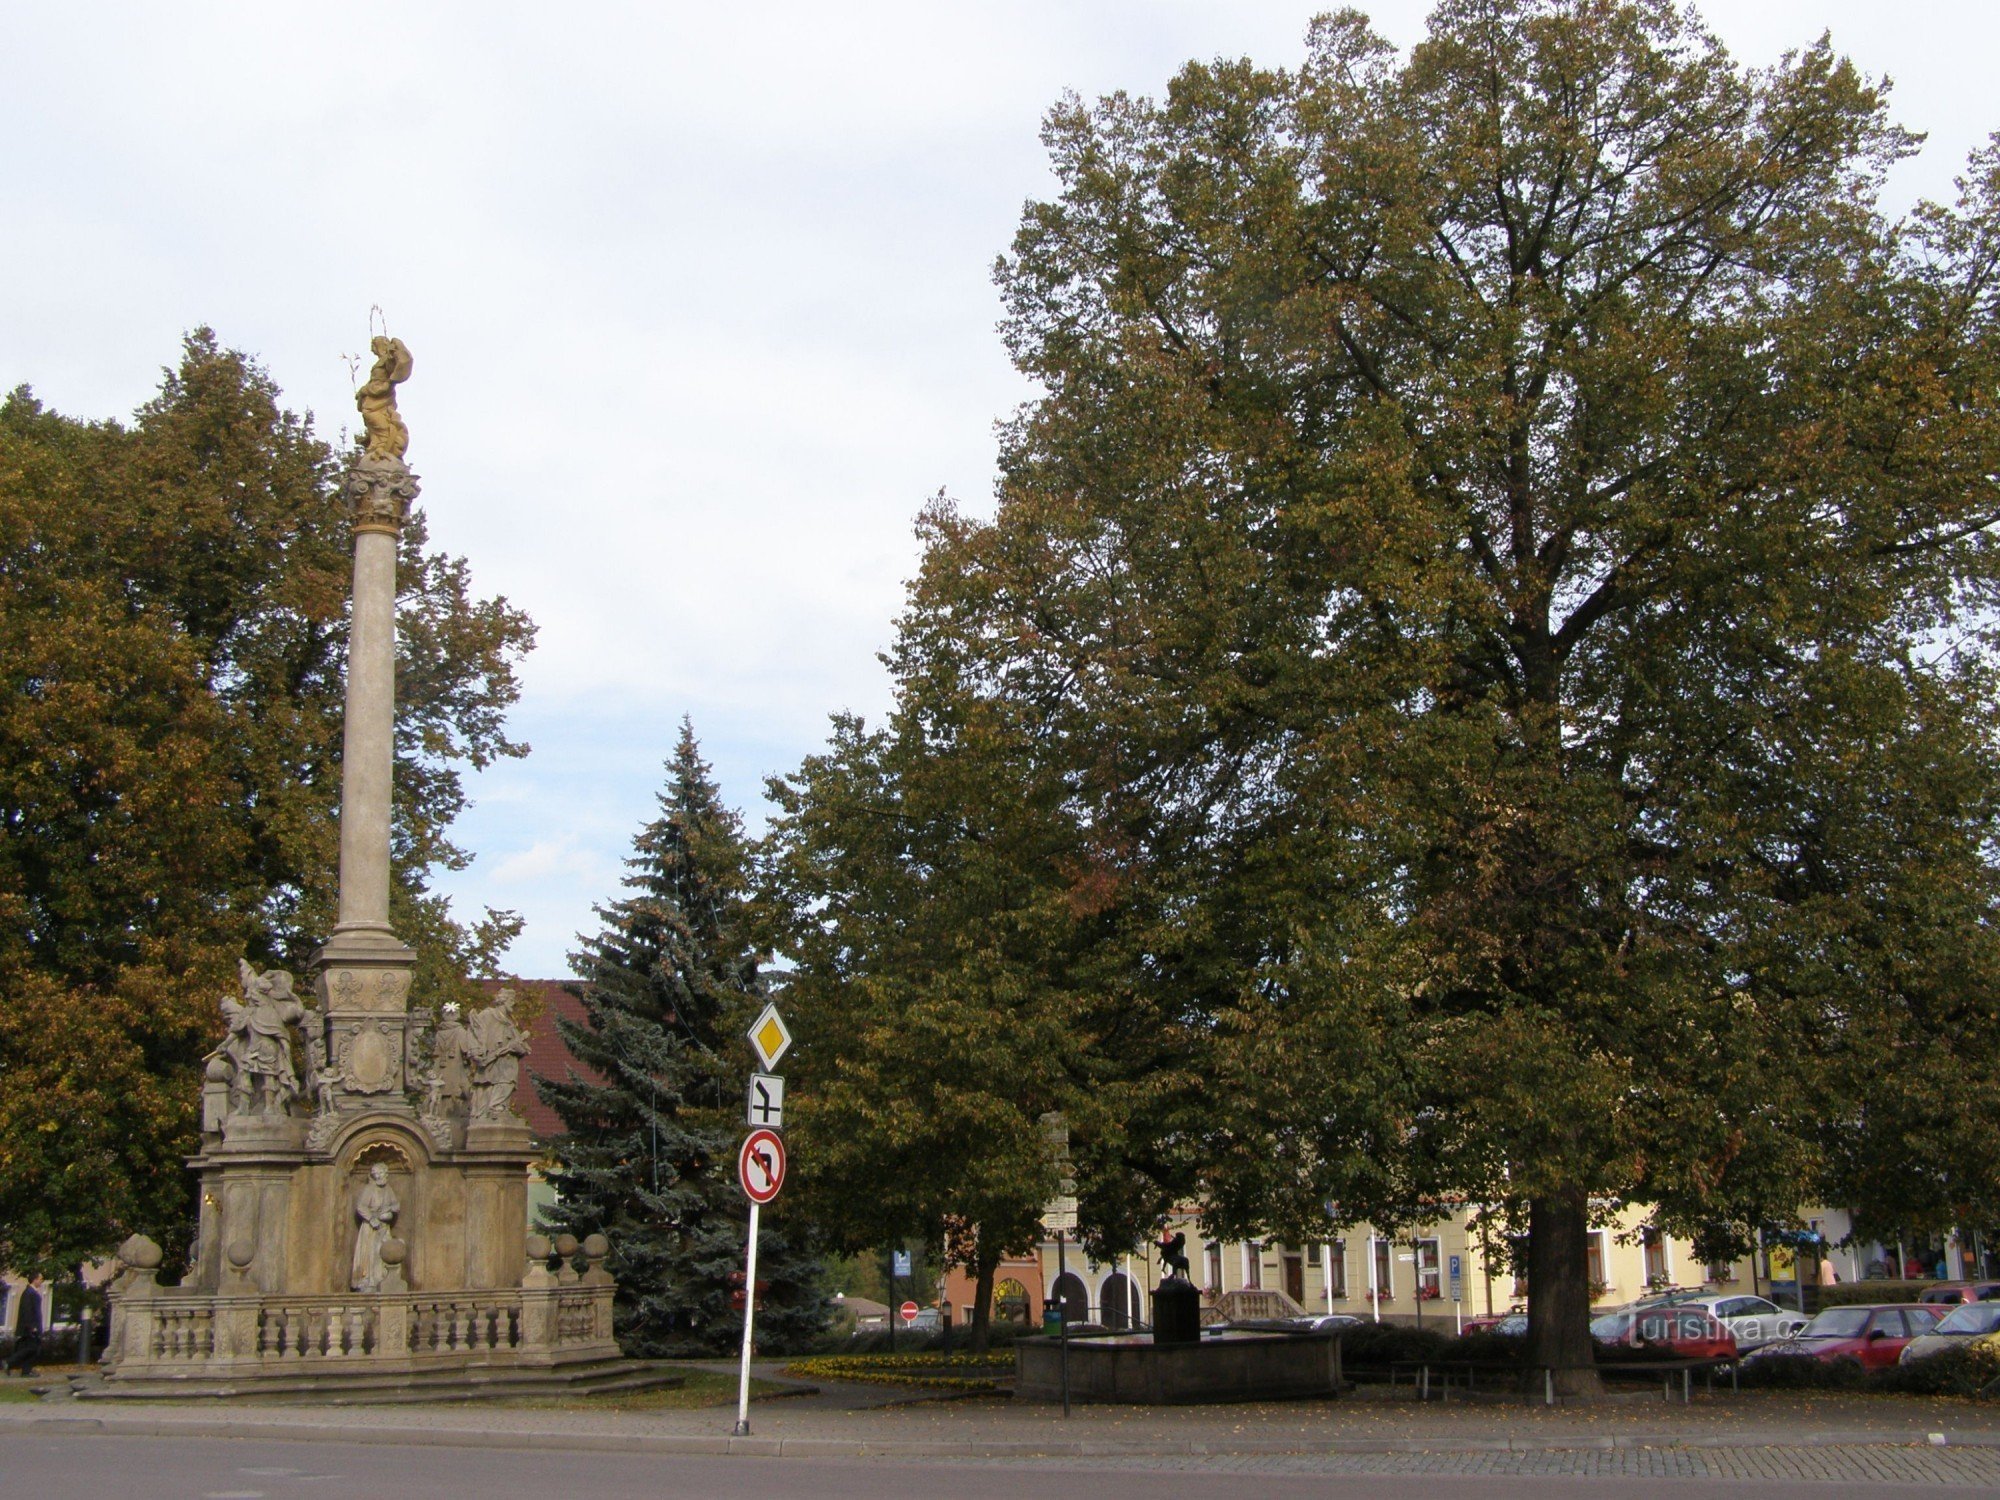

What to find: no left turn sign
left=738, top=1127, right=786, bottom=1204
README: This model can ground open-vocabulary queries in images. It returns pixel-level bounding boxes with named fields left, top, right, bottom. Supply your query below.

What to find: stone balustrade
left=105, top=1262, right=617, bottom=1384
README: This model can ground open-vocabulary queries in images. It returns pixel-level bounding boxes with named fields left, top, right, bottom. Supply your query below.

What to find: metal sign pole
left=1056, top=1229, right=1071, bottom=1419
left=733, top=1198, right=762, bottom=1436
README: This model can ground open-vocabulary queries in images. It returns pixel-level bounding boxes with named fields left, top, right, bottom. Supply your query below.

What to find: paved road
left=5, top=1434, right=2000, bottom=1499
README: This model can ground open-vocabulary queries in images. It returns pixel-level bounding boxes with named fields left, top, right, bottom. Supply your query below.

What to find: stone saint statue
left=467, top=988, right=531, bottom=1122
left=301, top=1011, right=337, bottom=1115
left=217, top=960, right=306, bottom=1117
left=431, top=1001, right=474, bottom=1110
left=355, top=335, right=413, bottom=462
left=350, top=1163, right=401, bottom=1293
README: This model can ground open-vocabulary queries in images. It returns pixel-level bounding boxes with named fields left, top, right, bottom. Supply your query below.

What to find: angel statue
left=217, top=959, right=307, bottom=1117
left=355, top=334, right=414, bottom=462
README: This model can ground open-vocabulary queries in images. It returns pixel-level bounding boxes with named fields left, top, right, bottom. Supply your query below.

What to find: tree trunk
left=1524, top=1189, right=1602, bottom=1399
left=968, top=1248, right=999, bottom=1353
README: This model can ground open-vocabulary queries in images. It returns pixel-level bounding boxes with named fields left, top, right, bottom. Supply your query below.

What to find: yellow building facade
left=1031, top=1204, right=1844, bottom=1328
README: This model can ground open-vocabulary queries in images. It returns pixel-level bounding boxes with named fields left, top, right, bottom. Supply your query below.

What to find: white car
left=1638, top=1293, right=1806, bottom=1350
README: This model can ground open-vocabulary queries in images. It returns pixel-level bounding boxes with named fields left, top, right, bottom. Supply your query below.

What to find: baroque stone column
left=311, top=454, right=422, bottom=1118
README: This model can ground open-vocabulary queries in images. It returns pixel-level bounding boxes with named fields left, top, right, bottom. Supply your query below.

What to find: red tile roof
left=476, top=978, right=603, bottom=1140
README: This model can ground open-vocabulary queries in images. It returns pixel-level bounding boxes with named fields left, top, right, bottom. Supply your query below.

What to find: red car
left=1589, top=1306, right=1737, bottom=1360
left=1747, top=1304, right=1942, bottom=1371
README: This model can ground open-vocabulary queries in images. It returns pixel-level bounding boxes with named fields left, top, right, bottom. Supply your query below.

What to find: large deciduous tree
left=762, top=567, right=1148, bottom=1347
left=537, top=723, right=827, bottom=1356
left=0, top=331, right=533, bottom=1276
left=896, top=0, right=2000, bottom=1389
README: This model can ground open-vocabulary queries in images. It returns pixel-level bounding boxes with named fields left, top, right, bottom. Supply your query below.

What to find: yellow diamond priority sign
left=748, top=1002, right=792, bottom=1072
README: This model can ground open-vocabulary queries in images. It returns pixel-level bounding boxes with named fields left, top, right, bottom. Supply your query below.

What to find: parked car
left=1747, top=1304, right=1942, bottom=1371
left=1292, top=1313, right=1364, bottom=1333
left=1463, top=1310, right=1527, bottom=1335
left=1899, top=1302, right=2000, bottom=1364
left=1628, top=1294, right=1806, bottom=1351
left=1916, top=1281, right=2000, bottom=1307
left=1589, top=1307, right=1737, bottom=1360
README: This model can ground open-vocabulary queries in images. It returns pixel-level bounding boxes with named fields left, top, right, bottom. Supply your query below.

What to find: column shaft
left=337, top=525, right=398, bottom=932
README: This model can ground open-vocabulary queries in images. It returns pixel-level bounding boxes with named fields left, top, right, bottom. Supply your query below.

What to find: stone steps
left=69, top=1357, right=684, bottom=1404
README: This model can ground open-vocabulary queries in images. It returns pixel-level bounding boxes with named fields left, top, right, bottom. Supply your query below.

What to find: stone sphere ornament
left=582, top=1233, right=609, bottom=1260
left=118, top=1234, right=164, bottom=1271
left=554, top=1234, right=579, bottom=1259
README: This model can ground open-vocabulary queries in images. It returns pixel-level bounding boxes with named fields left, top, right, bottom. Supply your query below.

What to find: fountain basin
left=1014, top=1328, right=1342, bottom=1405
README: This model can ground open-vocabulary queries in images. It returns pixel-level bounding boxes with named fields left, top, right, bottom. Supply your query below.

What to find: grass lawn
left=0, top=1383, right=44, bottom=1403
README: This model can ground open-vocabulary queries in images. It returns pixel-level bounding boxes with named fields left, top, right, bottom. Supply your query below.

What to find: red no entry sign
left=900, top=1300, right=920, bottom=1325
left=738, top=1127, right=786, bottom=1204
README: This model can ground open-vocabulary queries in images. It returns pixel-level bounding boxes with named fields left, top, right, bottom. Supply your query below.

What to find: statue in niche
left=215, top=960, right=306, bottom=1117
left=350, top=1162, right=401, bottom=1293
left=355, top=335, right=413, bottom=462
left=467, top=988, right=530, bottom=1122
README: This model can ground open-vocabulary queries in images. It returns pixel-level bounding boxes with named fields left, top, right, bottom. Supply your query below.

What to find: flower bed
left=784, top=1350, right=1015, bottom=1392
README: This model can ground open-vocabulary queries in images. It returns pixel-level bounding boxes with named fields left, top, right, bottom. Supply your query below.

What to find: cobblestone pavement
left=13, top=1373, right=2000, bottom=1488
left=958, top=1442, right=2000, bottom=1484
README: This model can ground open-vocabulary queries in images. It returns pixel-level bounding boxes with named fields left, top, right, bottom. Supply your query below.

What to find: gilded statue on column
left=355, top=335, right=414, bottom=462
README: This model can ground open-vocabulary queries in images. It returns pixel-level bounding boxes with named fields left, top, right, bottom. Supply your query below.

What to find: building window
left=1586, top=1232, right=1607, bottom=1292
left=1306, top=1243, right=1321, bottom=1266
left=1642, top=1226, right=1670, bottom=1287
left=1373, top=1238, right=1394, bottom=1301
left=1244, top=1243, right=1263, bottom=1290
left=1415, top=1238, right=1442, bottom=1299
left=1329, top=1241, right=1348, bottom=1299
left=1206, top=1240, right=1223, bottom=1293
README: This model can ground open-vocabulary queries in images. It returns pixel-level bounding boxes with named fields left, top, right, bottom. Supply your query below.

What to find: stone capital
left=344, top=455, right=421, bottom=534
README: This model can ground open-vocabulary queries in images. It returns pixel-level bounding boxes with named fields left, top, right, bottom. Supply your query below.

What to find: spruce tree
left=537, top=721, right=826, bottom=1356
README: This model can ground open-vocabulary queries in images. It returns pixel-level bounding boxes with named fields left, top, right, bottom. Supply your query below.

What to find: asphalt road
left=5, top=1434, right=2000, bottom=1499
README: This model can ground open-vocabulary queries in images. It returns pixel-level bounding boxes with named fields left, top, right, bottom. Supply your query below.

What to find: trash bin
left=1041, top=1305, right=1063, bottom=1335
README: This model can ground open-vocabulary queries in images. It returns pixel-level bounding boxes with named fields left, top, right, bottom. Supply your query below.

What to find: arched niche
left=328, top=1115, right=435, bottom=1294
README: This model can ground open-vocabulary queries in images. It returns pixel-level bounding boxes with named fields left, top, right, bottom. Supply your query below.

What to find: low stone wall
left=102, top=1257, right=618, bottom=1386
left=1016, top=1330, right=1341, bottom=1405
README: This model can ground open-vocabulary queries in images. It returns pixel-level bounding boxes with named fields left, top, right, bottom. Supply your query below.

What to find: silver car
left=1898, top=1301, right=2000, bottom=1364
left=1637, top=1293, right=1806, bottom=1350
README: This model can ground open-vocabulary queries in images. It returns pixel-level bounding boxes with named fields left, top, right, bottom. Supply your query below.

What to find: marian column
left=312, top=335, right=421, bottom=1120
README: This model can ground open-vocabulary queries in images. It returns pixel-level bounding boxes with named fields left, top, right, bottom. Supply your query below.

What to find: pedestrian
left=3, top=1278, right=44, bottom=1377
left=1818, top=1257, right=1838, bottom=1287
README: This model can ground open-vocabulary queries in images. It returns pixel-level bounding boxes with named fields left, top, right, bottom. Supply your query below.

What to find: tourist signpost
left=734, top=1006, right=791, bottom=1436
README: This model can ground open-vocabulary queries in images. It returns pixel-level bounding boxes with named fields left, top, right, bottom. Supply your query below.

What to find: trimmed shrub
left=1336, top=1321, right=1453, bottom=1366
left=1878, top=1336, right=2000, bottom=1398
left=1736, top=1354, right=1869, bottom=1390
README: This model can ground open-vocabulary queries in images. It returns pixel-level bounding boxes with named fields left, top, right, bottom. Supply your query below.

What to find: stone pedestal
left=1152, top=1275, right=1202, bottom=1346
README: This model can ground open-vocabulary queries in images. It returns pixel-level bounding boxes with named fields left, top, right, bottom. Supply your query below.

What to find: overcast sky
left=5, top=2, right=1995, bottom=978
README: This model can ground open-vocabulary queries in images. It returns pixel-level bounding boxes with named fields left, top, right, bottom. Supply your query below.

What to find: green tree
left=763, top=543, right=1172, bottom=1349
left=898, top=0, right=2000, bottom=1389
left=0, top=331, right=534, bottom=1276
left=537, top=722, right=827, bottom=1356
